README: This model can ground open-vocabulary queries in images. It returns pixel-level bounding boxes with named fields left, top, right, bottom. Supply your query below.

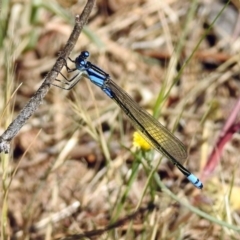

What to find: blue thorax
left=75, top=51, right=113, bottom=98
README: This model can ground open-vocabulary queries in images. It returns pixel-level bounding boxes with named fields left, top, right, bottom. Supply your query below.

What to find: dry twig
left=0, top=0, right=95, bottom=153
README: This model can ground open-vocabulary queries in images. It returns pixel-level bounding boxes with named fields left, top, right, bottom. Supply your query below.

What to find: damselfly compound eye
left=80, top=60, right=85, bottom=66
left=81, top=51, right=90, bottom=59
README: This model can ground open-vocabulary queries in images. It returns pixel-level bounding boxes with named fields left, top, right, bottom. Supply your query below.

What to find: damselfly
left=54, top=51, right=203, bottom=189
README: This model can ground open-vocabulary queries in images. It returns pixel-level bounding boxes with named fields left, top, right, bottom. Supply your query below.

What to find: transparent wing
left=106, top=79, right=187, bottom=165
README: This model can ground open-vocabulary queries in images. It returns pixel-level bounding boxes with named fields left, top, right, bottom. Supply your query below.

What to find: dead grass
left=1, top=0, right=240, bottom=239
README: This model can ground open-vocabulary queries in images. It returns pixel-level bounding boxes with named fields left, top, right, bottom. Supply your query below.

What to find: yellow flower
left=133, top=132, right=151, bottom=151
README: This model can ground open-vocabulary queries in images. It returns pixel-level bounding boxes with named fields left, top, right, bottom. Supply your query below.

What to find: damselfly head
left=75, top=51, right=90, bottom=71
left=80, top=51, right=90, bottom=59
left=75, top=52, right=88, bottom=71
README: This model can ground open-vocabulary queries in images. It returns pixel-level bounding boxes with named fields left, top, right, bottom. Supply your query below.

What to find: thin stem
left=0, top=0, right=96, bottom=153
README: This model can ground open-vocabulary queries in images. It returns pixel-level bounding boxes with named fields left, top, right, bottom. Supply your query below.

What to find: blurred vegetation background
left=1, top=0, right=240, bottom=239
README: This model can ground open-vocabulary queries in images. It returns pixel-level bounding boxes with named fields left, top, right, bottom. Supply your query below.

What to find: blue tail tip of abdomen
left=187, top=174, right=203, bottom=189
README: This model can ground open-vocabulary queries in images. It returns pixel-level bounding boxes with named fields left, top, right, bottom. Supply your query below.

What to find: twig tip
left=75, top=15, right=80, bottom=22
left=0, top=139, right=10, bottom=153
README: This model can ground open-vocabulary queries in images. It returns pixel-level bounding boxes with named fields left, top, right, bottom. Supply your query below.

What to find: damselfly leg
left=53, top=57, right=83, bottom=90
